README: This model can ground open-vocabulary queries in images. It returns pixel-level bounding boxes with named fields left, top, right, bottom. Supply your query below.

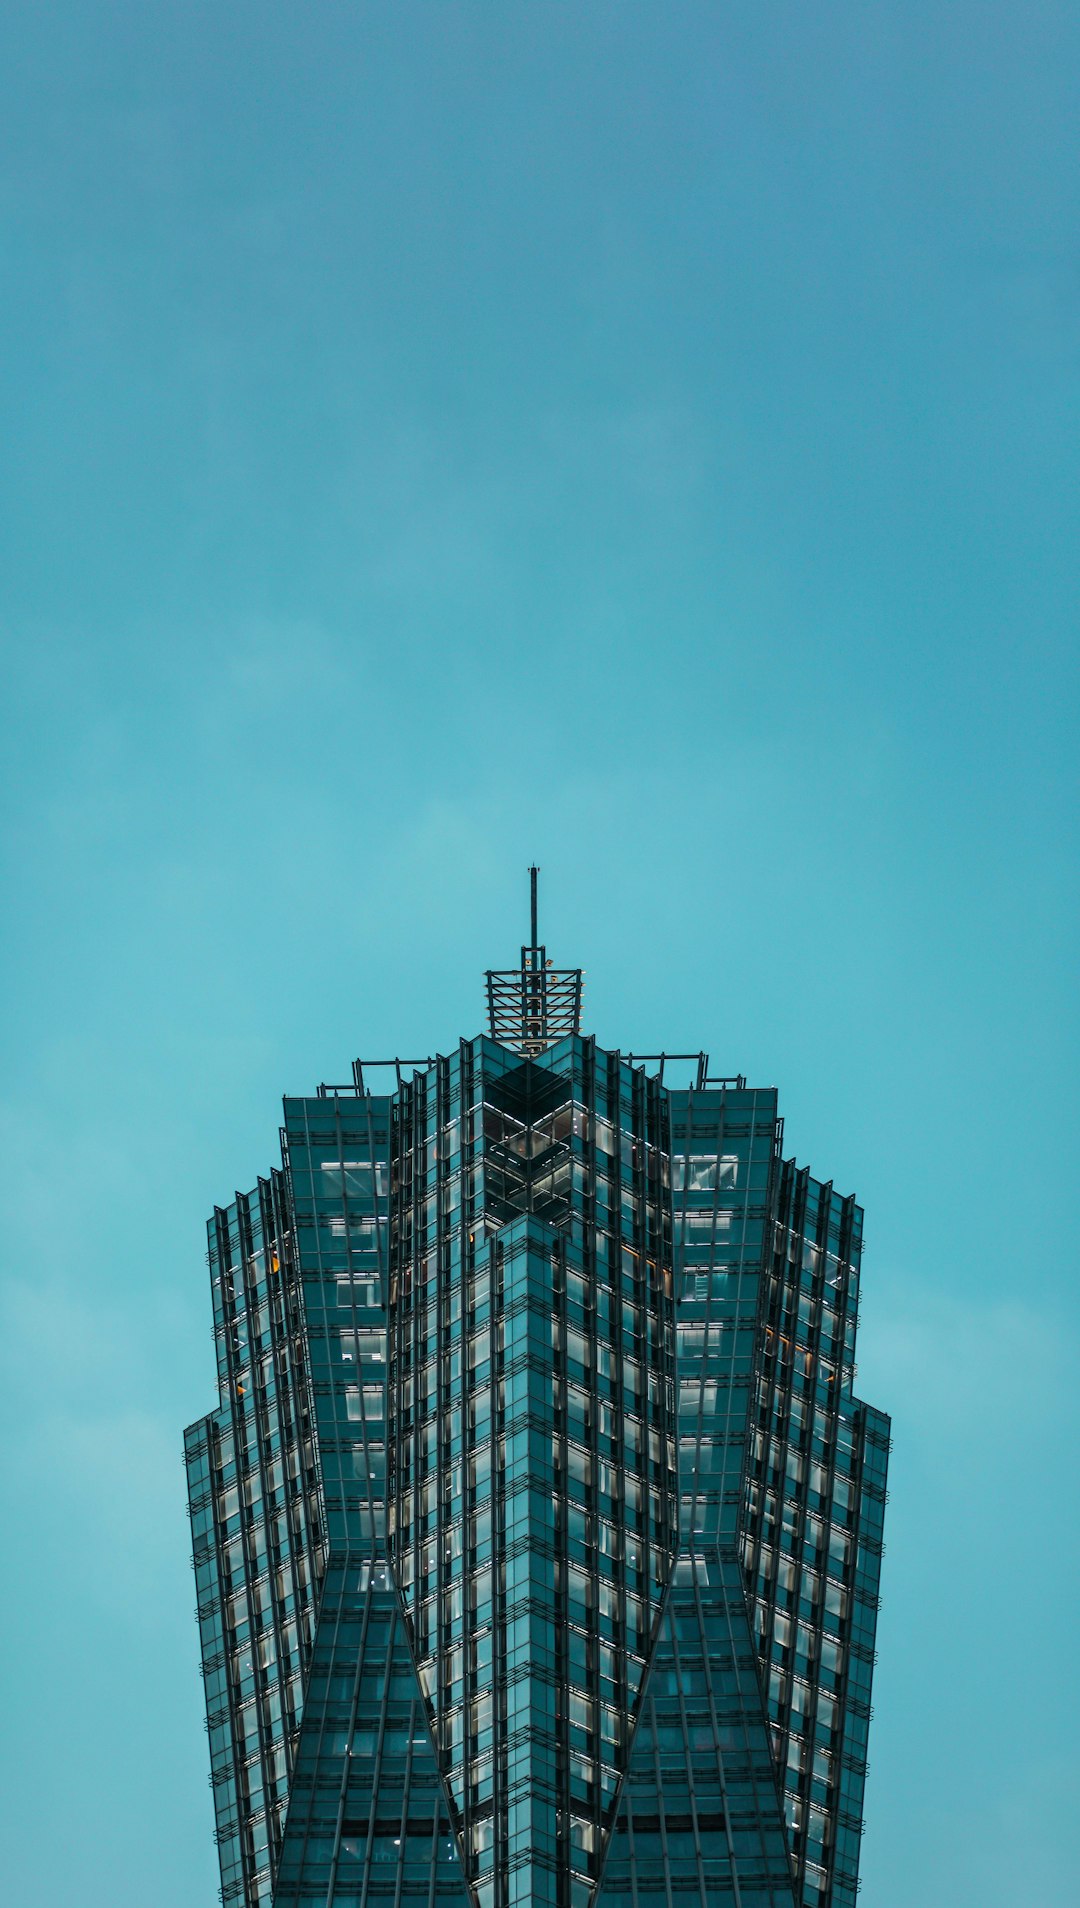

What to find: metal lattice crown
left=485, top=866, right=583, bottom=1056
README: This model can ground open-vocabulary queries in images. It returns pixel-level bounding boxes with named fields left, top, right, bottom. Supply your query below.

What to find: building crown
left=484, top=865, right=583, bottom=1055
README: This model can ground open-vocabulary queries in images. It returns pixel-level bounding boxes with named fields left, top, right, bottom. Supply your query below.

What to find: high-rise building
left=185, top=882, right=889, bottom=1908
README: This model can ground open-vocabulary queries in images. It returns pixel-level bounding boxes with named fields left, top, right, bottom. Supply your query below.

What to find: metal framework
left=318, top=1056, right=749, bottom=1098
left=484, top=866, right=584, bottom=1055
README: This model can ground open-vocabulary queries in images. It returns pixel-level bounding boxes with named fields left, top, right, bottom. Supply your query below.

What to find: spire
left=485, top=866, right=584, bottom=1055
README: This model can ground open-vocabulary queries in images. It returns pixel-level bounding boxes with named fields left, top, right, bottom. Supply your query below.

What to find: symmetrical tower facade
left=186, top=908, right=888, bottom=1908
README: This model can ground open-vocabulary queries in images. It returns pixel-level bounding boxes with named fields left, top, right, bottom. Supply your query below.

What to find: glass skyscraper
left=186, top=894, right=888, bottom=1908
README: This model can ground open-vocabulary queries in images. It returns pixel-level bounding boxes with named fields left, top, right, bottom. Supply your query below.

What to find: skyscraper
left=185, top=882, right=888, bottom=1908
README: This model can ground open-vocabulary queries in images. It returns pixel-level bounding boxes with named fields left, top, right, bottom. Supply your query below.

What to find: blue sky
left=0, top=6, right=1076, bottom=1904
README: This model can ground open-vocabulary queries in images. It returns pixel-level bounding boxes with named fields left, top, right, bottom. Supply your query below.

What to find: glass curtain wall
left=187, top=1033, right=888, bottom=1908
left=388, top=1038, right=678, bottom=1908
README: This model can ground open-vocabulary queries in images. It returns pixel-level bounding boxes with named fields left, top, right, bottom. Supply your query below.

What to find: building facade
left=185, top=919, right=888, bottom=1908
